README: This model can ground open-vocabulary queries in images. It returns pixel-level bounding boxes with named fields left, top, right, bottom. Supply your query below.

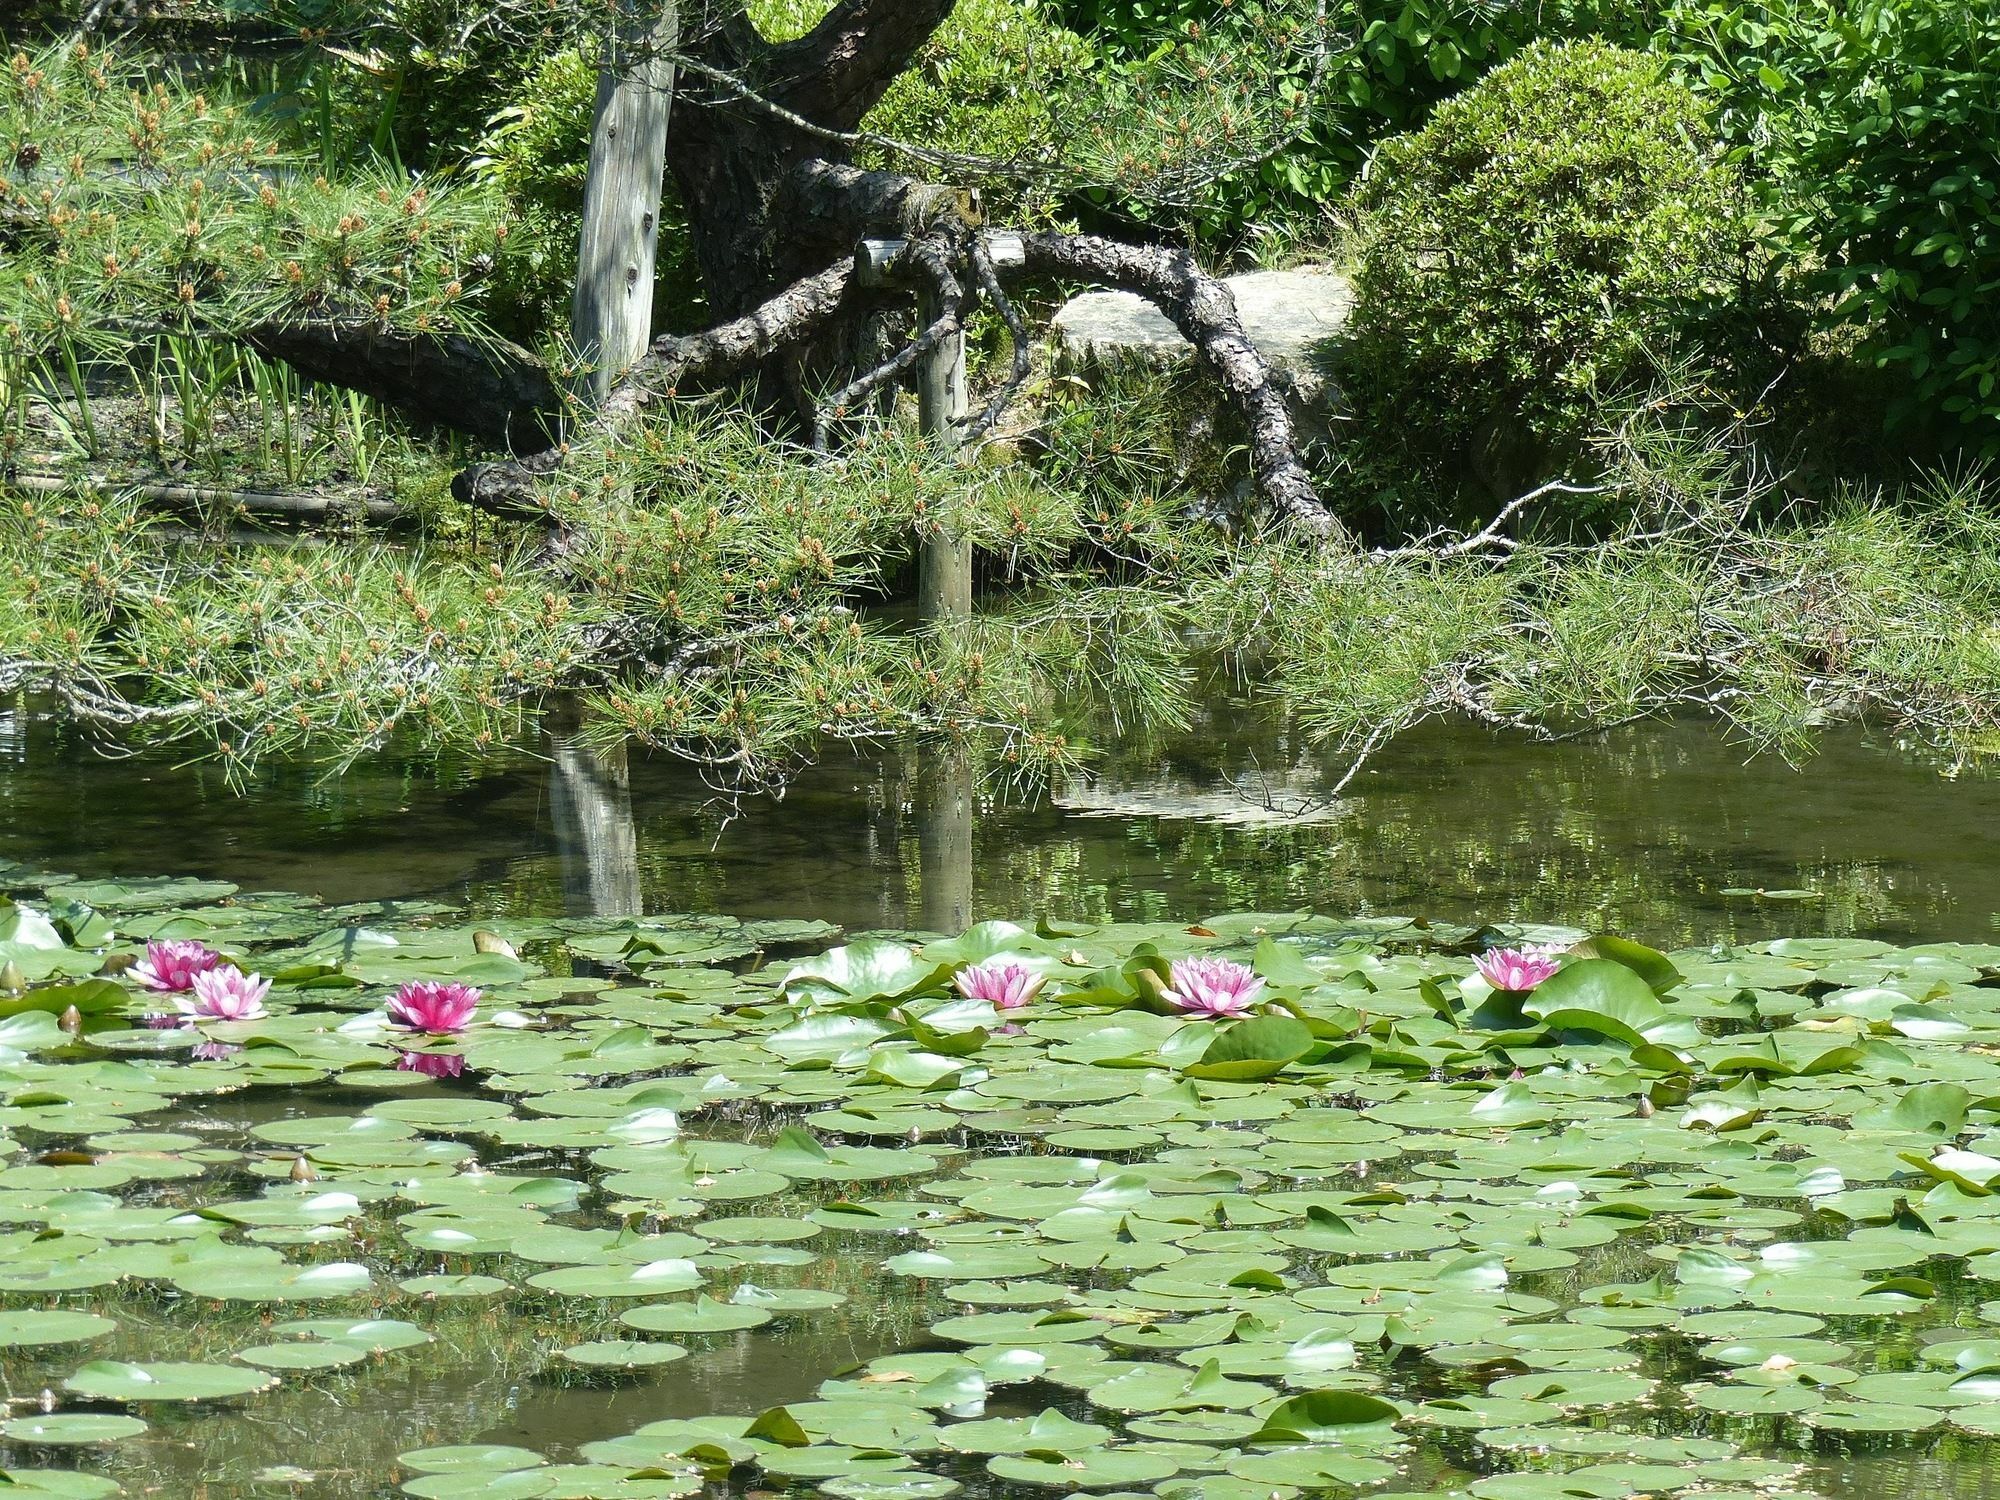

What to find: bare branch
left=813, top=233, right=964, bottom=451
left=456, top=258, right=859, bottom=515
left=964, top=232, right=1032, bottom=444
left=1022, top=232, right=1343, bottom=541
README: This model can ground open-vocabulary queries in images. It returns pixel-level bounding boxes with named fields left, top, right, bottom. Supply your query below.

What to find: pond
left=4, top=701, right=1999, bottom=947
left=2, top=707, right=2000, bottom=1500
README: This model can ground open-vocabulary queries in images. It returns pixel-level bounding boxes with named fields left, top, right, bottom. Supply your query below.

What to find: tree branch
left=2, top=471, right=402, bottom=525
left=764, top=0, right=958, bottom=129
left=454, top=259, right=859, bottom=515
left=240, top=321, right=559, bottom=448
left=1022, top=232, right=1342, bottom=540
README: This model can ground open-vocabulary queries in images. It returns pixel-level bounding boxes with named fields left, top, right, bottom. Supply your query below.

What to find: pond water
left=3, top=700, right=1998, bottom=948
left=3, top=705, right=2000, bottom=1500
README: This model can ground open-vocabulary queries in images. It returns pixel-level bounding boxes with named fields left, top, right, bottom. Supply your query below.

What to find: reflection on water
left=547, top=735, right=643, bottom=918
left=1, top=698, right=1998, bottom=945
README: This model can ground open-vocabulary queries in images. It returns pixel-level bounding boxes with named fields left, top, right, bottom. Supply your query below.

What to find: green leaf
left=1248, top=1389, right=1402, bottom=1442
left=1570, top=935, right=1682, bottom=994
left=1184, top=1015, right=1314, bottom=1081
left=1522, top=959, right=1674, bottom=1046
left=743, top=1406, right=811, bottom=1448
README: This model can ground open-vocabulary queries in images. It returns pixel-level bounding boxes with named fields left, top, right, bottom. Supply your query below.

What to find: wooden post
left=915, top=279, right=971, bottom=622
left=571, top=0, right=677, bottom=404
left=855, top=233, right=1025, bottom=624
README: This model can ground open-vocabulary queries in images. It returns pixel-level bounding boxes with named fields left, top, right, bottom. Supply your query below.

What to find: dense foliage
left=1672, top=0, right=2000, bottom=450
left=0, top=43, right=507, bottom=379
left=2, top=1, right=1996, bottom=786
left=1057, top=0, right=1667, bottom=243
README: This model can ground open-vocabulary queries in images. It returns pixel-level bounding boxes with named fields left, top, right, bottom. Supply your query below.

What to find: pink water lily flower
left=131, top=939, right=223, bottom=993
left=954, top=961, right=1045, bottom=1011
left=177, top=965, right=270, bottom=1021
left=396, top=1050, right=467, bottom=1079
left=1164, top=956, right=1265, bottom=1018
left=1473, top=945, right=1566, bottom=993
left=388, top=981, right=481, bottom=1035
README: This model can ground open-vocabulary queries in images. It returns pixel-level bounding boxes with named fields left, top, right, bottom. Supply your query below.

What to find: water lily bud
left=0, top=961, right=24, bottom=994
left=58, top=1005, right=82, bottom=1035
left=1636, top=1094, right=1656, bottom=1118
left=289, top=1156, right=317, bottom=1183
left=472, top=930, right=516, bottom=958
left=38, top=1389, right=56, bottom=1412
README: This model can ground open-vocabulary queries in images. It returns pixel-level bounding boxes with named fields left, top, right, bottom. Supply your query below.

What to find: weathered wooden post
left=915, top=273, right=972, bottom=622
left=571, top=0, right=677, bottom=403
left=854, top=231, right=1025, bottom=623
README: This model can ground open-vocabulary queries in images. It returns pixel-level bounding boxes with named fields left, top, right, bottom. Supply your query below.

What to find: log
left=241, top=321, right=558, bottom=449
left=3, top=471, right=403, bottom=524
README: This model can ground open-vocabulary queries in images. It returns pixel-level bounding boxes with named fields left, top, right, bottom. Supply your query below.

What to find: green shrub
left=1667, top=0, right=2000, bottom=453
left=1339, top=39, right=1756, bottom=505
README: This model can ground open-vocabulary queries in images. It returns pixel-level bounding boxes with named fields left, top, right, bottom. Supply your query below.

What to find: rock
left=1050, top=267, right=1354, bottom=401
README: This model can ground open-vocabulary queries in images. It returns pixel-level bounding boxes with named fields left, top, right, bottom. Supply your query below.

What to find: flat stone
left=1050, top=267, right=1354, bottom=387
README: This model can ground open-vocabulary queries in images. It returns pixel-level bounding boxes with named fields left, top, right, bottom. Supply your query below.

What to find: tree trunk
left=572, top=0, right=679, bottom=402
left=664, top=0, right=959, bottom=314
left=241, top=322, right=556, bottom=448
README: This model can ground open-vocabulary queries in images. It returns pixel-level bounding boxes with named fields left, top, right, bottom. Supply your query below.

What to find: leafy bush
left=1338, top=39, right=1756, bottom=507
left=1667, top=0, right=2000, bottom=451
left=857, top=0, right=1093, bottom=211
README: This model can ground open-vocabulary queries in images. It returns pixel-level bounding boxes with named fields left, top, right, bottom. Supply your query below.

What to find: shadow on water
left=1, top=696, right=1997, bottom=944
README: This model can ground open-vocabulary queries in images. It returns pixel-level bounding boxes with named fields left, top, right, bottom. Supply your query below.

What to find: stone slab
left=1050, top=267, right=1354, bottom=382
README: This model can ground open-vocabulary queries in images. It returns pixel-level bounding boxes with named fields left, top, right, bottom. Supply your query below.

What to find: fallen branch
left=3, top=470, right=402, bottom=524
left=241, top=321, right=558, bottom=449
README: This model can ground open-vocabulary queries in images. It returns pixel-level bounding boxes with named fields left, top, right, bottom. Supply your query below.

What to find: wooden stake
left=915, top=277, right=971, bottom=622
